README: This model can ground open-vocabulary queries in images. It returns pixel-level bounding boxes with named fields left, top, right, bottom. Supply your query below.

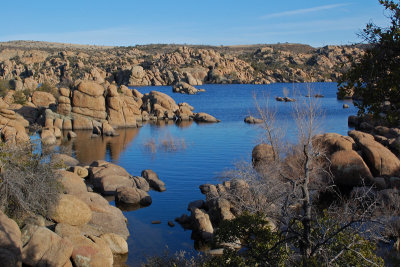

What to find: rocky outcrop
left=0, top=154, right=135, bottom=266
left=72, top=80, right=106, bottom=120
left=22, top=226, right=73, bottom=267
left=0, top=108, right=29, bottom=143
left=73, top=191, right=129, bottom=239
left=106, top=84, right=141, bottom=128
left=349, top=130, right=400, bottom=177
left=0, top=42, right=362, bottom=89
left=50, top=194, right=92, bottom=226
left=173, top=82, right=199, bottom=94
left=141, top=169, right=166, bottom=192
left=330, top=150, right=374, bottom=187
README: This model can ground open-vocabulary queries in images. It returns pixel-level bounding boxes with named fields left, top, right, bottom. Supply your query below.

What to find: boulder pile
left=0, top=153, right=168, bottom=266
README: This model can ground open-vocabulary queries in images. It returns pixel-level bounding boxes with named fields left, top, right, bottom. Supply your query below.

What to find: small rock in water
left=168, top=221, right=175, bottom=227
left=343, top=104, right=349, bottom=108
left=244, top=116, right=263, bottom=124
left=152, top=220, right=161, bottom=224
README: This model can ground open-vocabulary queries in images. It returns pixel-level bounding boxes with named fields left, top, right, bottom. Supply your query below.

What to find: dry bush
left=0, top=142, right=61, bottom=221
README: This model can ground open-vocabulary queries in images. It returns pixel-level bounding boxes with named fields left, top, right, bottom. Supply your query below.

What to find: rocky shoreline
left=174, top=122, right=400, bottom=254
left=0, top=79, right=220, bottom=145
left=0, top=152, right=167, bottom=266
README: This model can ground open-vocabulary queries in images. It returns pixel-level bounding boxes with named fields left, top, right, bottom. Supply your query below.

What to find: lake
left=64, top=83, right=356, bottom=265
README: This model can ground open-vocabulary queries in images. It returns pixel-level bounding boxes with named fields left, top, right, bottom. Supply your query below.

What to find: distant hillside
left=0, top=40, right=364, bottom=88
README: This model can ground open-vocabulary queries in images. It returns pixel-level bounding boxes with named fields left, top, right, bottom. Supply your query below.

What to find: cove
left=63, top=83, right=356, bottom=265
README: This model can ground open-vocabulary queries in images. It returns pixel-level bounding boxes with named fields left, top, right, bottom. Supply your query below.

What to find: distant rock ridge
left=0, top=42, right=363, bottom=89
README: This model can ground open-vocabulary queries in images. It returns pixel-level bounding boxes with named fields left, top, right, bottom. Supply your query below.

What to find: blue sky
left=0, top=0, right=391, bottom=47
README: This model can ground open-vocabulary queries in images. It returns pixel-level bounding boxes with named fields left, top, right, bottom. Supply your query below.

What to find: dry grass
left=144, top=134, right=187, bottom=155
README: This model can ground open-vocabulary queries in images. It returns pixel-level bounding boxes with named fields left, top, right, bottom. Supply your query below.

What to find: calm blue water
left=68, top=83, right=356, bottom=265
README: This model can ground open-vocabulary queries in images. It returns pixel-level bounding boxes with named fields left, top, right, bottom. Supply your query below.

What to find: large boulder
left=252, top=143, right=276, bottom=168
left=192, top=208, right=214, bottom=240
left=72, top=114, right=94, bottom=130
left=330, top=150, right=374, bottom=187
left=129, top=65, right=148, bottom=85
left=31, top=91, right=56, bottom=108
left=50, top=194, right=92, bottom=226
left=51, top=153, right=79, bottom=167
left=89, top=161, right=133, bottom=194
left=22, top=227, right=73, bottom=267
left=142, top=91, right=179, bottom=113
left=41, top=129, right=57, bottom=146
left=207, top=198, right=235, bottom=224
left=73, top=192, right=129, bottom=239
left=0, top=111, right=30, bottom=143
left=313, top=133, right=355, bottom=155
left=76, top=80, right=105, bottom=97
left=141, top=169, right=166, bottom=192
left=72, top=81, right=107, bottom=120
left=67, top=234, right=113, bottom=267
left=0, top=211, right=22, bottom=267
left=97, top=175, right=134, bottom=195
left=349, top=130, right=400, bottom=176
left=57, top=170, right=87, bottom=194
left=194, top=112, right=220, bottom=123
left=116, top=186, right=152, bottom=206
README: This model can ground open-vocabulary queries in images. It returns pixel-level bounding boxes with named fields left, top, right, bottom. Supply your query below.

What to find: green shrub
left=204, top=212, right=288, bottom=267
left=13, top=90, right=27, bottom=105
left=203, top=212, right=384, bottom=267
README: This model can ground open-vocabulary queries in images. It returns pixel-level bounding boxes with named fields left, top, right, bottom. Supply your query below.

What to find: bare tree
left=219, top=93, right=385, bottom=266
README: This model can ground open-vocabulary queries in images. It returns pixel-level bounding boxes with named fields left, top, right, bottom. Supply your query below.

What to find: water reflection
left=66, top=128, right=140, bottom=165
left=176, top=120, right=194, bottom=128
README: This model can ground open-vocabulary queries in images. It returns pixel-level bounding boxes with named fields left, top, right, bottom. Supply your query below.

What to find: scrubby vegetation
left=12, top=90, right=27, bottom=105
left=0, top=79, right=11, bottom=97
left=0, top=142, right=61, bottom=222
